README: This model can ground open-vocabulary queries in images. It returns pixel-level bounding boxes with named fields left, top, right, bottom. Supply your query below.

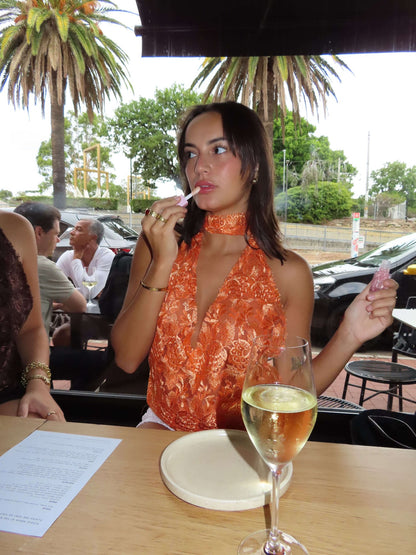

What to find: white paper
left=0, top=430, right=121, bottom=537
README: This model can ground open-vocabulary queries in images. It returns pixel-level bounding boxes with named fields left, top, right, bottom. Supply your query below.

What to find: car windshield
left=353, top=234, right=416, bottom=267
left=99, top=217, right=139, bottom=240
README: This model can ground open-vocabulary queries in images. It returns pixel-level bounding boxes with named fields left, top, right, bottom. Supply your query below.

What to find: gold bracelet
left=21, top=361, right=52, bottom=387
left=140, top=280, right=168, bottom=292
left=26, top=374, right=51, bottom=387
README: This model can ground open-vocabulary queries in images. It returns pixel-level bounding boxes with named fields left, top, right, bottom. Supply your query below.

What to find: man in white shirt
left=14, top=202, right=86, bottom=335
left=56, top=218, right=115, bottom=300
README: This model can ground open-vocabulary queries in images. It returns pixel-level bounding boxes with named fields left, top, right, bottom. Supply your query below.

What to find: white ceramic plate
left=160, top=429, right=292, bottom=511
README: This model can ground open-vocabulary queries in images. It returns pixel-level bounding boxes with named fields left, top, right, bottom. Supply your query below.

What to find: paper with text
left=0, top=430, right=121, bottom=537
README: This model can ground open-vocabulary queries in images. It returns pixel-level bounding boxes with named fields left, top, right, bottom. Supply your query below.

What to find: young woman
left=111, top=102, right=397, bottom=431
left=0, top=210, right=64, bottom=420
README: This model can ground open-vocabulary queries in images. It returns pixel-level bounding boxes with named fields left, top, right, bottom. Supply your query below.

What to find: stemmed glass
left=239, top=335, right=317, bottom=554
left=82, top=267, right=97, bottom=311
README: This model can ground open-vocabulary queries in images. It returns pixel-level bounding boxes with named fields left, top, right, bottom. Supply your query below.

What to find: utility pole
left=364, top=131, right=370, bottom=218
left=282, top=149, right=287, bottom=226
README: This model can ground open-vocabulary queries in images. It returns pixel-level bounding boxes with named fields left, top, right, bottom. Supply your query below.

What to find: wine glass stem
left=265, top=468, right=283, bottom=555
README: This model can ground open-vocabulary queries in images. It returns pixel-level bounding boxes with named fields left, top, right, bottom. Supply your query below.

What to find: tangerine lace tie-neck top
left=147, top=214, right=286, bottom=431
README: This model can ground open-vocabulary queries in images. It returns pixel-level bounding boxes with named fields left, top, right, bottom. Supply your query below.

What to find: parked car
left=53, top=210, right=139, bottom=261
left=312, top=232, right=416, bottom=345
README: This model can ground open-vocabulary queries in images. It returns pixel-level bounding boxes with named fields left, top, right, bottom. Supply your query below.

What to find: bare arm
left=1, top=212, right=64, bottom=420
left=61, top=289, right=87, bottom=313
left=273, top=250, right=397, bottom=395
left=111, top=197, right=187, bottom=373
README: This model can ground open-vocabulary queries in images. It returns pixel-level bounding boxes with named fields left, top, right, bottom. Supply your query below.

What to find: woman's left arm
left=274, top=252, right=398, bottom=396
left=313, top=278, right=397, bottom=394
left=10, top=214, right=64, bottom=420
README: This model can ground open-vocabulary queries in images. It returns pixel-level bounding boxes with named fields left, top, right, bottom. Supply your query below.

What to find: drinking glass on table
left=239, top=335, right=317, bottom=555
left=82, top=267, right=97, bottom=311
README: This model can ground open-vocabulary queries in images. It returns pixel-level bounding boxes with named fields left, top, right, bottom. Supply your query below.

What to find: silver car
left=53, top=210, right=139, bottom=261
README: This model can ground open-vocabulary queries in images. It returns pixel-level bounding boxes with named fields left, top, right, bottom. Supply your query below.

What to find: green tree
left=193, top=56, right=349, bottom=143
left=0, top=0, right=130, bottom=208
left=370, top=161, right=416, bottom=208
left=273, top=112, right=357, bottom=189
left=37, top=111, right=114, bottom=197
left=276, top=181, right=353, bottom=224
left=0, top=188, right=12, bottom=200
left=107, top=84, right=202, bottom=189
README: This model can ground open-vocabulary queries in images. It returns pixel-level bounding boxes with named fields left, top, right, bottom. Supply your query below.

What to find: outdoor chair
left=392, top=296, right=416, bottom=364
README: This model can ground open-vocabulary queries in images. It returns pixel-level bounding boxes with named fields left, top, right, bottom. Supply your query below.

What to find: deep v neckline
left=190, top=234, right=250, bottom=347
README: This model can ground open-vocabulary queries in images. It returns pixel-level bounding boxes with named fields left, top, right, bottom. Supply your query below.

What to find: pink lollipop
left=370, top=260, right=390, bottom=291
left=177, top=187, right=200, bottom=207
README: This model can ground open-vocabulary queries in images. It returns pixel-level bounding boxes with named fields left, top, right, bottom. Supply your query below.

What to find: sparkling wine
left=82, top=280, right=97, bottom=290
left=242, top=384, right=317, bottom=467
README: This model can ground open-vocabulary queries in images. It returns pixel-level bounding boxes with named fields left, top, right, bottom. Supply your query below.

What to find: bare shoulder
left=269, top=249, right=312, bottom=278
left=269, top=249, right=313, bottom=306
left=0, top=211, right=34, bottom=257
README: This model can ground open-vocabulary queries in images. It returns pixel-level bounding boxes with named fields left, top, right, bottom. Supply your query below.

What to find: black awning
left=134, top=0, right=416, bottom=57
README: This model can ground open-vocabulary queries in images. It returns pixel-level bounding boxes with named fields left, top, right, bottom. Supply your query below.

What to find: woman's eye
left=185, top=151, right=197, bottom=159
left=214, top=146, right=227, bottom=154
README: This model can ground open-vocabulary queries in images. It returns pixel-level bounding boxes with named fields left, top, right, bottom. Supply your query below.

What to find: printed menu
left=0, top=430, right=121, bottom=537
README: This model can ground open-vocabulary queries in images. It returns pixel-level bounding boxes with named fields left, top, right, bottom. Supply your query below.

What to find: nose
left=193, top=152, right=210, bottom=176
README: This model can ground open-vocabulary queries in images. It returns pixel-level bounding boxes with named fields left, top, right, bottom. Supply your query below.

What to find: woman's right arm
left=111, top=198, right=187, bottom=373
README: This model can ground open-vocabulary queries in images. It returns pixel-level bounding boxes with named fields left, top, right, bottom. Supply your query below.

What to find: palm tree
left=0, top=0, right=131, bottom=208
left=192, top=56, right=350, bottom=144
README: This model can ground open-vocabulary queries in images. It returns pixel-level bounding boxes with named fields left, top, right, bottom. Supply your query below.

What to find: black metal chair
left=392, top=296, right=416, bottom=364
left=342, top=359, right=416, bottom=411
left=318, top=395, right=363, bottom=411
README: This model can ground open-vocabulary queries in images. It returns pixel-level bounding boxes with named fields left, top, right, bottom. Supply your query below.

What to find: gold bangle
left=140, top=280, right=168, bottom=292
left=26, top=374, right=51, bottom=387
left=21, top=361, right=52, bottom=387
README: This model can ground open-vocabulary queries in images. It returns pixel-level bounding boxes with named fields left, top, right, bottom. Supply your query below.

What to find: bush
left=131, top=198, right=159, bottom=213
left=13, top=195, right=118, bottom=211
left=276, top=181, right=353, bottom=224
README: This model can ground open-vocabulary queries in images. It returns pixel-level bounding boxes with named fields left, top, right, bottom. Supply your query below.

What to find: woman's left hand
left=17, top=388, right=66, bottom=421
left=342, top=277, right=398, bottom=345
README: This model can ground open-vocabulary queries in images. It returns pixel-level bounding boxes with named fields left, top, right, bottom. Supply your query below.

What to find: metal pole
left=283, top=150, right=287, bottom=229
left=364, top=131, right=370, bottom=218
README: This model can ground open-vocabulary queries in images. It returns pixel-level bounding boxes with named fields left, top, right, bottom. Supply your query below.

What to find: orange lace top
left=147, top=213, right=286, bottom=431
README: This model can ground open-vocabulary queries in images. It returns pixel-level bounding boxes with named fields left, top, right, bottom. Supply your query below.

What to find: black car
left=312, top=232, right=416, bottom=344
left=53, top=211, right=139, bottom=261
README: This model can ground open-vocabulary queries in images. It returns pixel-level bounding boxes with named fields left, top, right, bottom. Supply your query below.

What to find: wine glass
left=239, top=335, right=317, bottom=555
left=82, top=268, right=97, bottom=311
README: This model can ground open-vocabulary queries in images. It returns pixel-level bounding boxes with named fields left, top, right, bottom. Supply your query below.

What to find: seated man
left=56, top=218, right=115, bottom=300
left=54, top=218, right=114, bottom=346
left=14, top=202, right=86, bottom=335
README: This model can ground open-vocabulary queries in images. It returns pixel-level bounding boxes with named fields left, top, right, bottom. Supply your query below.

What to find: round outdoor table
left=342, top=360, right=416, bottom=411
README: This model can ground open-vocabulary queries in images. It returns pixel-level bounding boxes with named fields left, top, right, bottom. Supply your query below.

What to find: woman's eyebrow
left=184, top=137, right=227, bottom=148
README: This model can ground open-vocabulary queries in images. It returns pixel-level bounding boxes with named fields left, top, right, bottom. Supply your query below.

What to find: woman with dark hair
left=111, top=101, right=397, bottom=431
left=0, top=210, right=64, bottom=420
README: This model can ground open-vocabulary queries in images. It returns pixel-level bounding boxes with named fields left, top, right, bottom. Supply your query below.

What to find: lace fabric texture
left=148, top=218, right=286, bottom=431
left=0, top=228, right=33, bottom=392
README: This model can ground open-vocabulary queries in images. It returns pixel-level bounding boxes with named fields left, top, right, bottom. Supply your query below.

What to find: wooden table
left=0, top=416, right=415, bottom=554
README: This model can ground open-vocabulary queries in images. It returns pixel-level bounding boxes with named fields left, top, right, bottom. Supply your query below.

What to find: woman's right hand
left=141, top=196, right=187, bottom=265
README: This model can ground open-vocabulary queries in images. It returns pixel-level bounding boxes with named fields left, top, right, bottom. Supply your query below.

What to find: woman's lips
left=196, top=181, right=215, bottom=193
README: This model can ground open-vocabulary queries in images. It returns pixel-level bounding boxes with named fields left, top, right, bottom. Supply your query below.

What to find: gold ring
left=46, top=410, right=56, bottom=417
left=148, top=209, right=166, bottom=223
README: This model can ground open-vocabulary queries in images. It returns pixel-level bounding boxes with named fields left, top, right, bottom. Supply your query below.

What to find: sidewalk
left=320, top=349, right=416, bottom=413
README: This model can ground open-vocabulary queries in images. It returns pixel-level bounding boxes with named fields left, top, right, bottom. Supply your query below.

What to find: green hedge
left=13, top=195, right=118, bottom=211
left=131, top=198, right=160, bottom=213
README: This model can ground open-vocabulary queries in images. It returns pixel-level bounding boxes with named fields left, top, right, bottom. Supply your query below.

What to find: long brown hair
left=177, top=101, right=286, bottom=262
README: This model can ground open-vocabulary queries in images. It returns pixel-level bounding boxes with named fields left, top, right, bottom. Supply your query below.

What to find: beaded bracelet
left=21, top=361, right=52, bottom=387
left=26, top=374, right=51, bottom=387
left=140, top=280, right=168, bottom=292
